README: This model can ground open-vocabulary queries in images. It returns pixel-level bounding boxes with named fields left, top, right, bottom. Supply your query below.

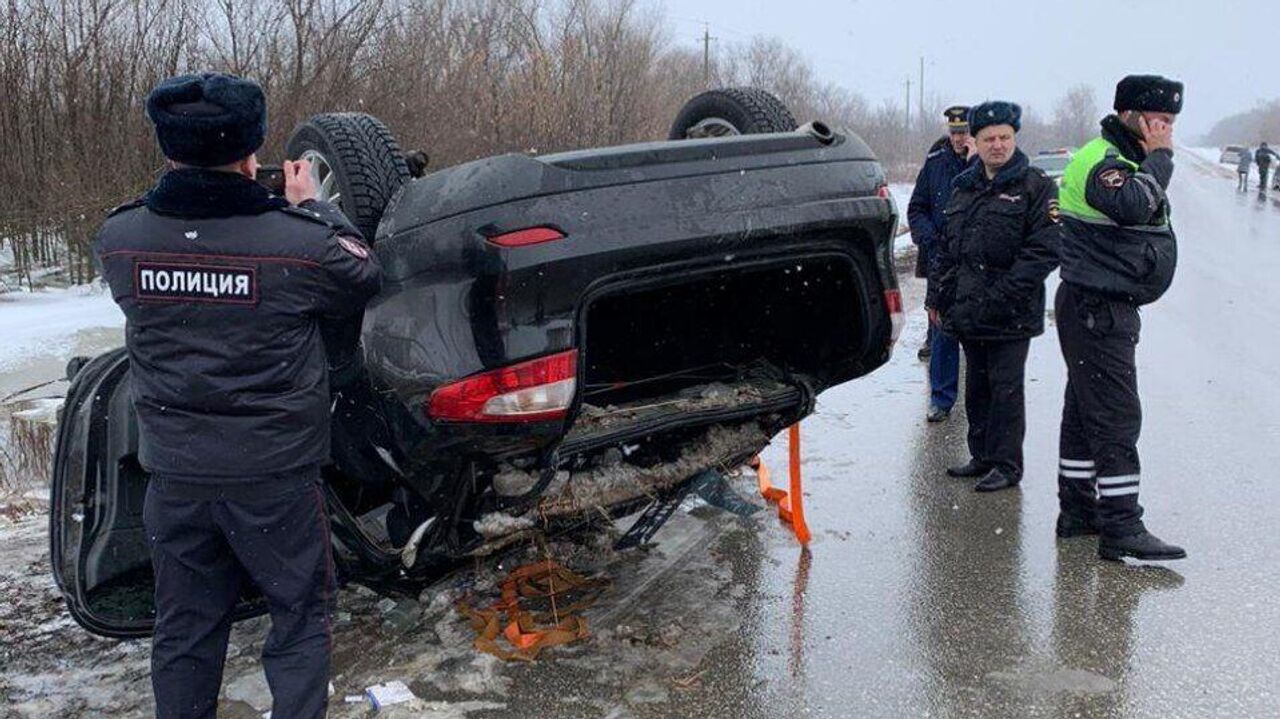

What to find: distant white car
left=1031, top=149, right=1073, bottom=182
left=1220, top=145, right=1245, bottom=165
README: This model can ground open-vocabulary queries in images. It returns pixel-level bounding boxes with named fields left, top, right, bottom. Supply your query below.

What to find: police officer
left=1055, top=74, right=1185, bottom=561
left=928, top=101, right=1060, bottom=492
left=909, top=105, right=972, bottom=422
left=93, top=73, right=383, bottom=717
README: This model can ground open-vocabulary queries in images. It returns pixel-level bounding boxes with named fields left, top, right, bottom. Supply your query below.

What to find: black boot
left=1099, top=529, right=1186, bottom=561
left=926, top=406, right=951, bottom=423
left=1055, top=511, right=1099, bottom=538
left=974, top=468, right=1019, bottom=492
left=946, top=459, right=991, bottom=478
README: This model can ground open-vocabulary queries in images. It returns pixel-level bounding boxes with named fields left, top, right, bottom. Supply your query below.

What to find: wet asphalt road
left=5, top=150, right=1279, bottom=719
left=603, top=149, right=1280, bottom=719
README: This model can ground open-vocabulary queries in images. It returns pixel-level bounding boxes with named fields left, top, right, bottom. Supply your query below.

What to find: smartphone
left=255, top=165, right=285, bottom=196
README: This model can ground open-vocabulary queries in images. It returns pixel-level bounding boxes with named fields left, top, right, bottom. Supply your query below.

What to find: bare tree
left=1203, top=100, right=1280, bottom=147
left=9, top=0, right=1062, bottom=285
left=1052, top=84, right=1098, bottom=149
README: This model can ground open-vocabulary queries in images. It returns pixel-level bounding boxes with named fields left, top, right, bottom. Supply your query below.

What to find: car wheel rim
left=685, top=117, right=741, bottom=139
left=300, top=149, right=343, bottom=208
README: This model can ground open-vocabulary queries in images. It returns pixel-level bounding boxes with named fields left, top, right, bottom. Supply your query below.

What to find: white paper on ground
left=366, top=680, right=416, bottom=709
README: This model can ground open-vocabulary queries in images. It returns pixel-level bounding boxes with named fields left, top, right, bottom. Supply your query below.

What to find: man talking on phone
left=1053, top=74, right=1185, bottom=562
left=93, top=72, right=382, bottom=718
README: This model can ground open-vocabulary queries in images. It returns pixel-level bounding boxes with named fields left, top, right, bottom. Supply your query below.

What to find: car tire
left=286, top=113, right=412, bottom=242
left=668, top=87, right=798, bottom=140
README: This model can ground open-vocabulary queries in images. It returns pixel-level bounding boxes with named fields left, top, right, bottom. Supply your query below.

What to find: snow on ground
left=1186, top=146, right=1228, bottom=166
left=0, top=283, right=123, bottom=373
left=887, top=182, right=915, bottom=255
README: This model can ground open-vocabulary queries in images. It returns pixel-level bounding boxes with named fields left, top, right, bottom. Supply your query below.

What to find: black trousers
left=1055, top=282, right=1145, bottom=536
left=1260, top=165, right=1271, bottom=191
left=960, top=337, right=1030, bottom=480
left=144, top=474, right=335, bottom=719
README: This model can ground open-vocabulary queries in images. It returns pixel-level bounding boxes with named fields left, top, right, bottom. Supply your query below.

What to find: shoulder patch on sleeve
left=925, top=149, right=944, bottom=160
left=1047, top=198, right=1061, bottom=223
left=337, top=235, right=370, bottom=260
left=1098, top=168, right=1128, bottom=189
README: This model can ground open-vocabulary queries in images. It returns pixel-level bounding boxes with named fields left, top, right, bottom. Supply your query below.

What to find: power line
left=667, top=15, right=750, bottom=40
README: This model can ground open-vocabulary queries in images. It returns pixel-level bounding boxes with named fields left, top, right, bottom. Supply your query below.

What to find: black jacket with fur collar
left=93, top=168, right=382, bottom=482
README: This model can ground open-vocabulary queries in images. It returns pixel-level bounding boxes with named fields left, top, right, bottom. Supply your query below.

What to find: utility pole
left=919, top=56, right=925, bottom=121
left=905, top=77, right=912, bottom=128
left=702, top=25, right=716, bottom=87
left=904, top=76, right=912, bottom=163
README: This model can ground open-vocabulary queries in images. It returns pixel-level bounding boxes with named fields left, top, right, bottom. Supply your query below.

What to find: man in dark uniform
left=928, top=101, right=1060, bottom=492
left=909, top=105, right=972, bottom=422
left=1255, top=141, right=1280, bottom=192
left=1055, top=74, right=1185, bottom=561
left=93, top=73, right=383, bottom=718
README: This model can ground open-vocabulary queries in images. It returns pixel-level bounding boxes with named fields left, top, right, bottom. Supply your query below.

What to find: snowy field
left=0, top=284, right=123, bottom=375
left=1186, top=145, right=1229, bottom=167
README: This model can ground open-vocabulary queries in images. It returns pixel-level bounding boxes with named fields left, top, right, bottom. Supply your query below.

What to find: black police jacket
left=927, top=149, right=1061, bottom=341
left=93, top=168, right=383, bottom=480
left=1058, top=115, right=1177, bottom=306
left=907, top=136, right=971, bottom=278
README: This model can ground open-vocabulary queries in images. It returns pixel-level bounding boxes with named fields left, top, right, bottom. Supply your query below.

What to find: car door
left=49, top=349, right=266, bottom=638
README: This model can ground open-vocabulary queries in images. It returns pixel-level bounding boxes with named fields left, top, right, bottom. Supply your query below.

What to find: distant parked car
left=1220, top=145, right=1245, bottom=164
left=1031, top=149, right=1073, bottom=182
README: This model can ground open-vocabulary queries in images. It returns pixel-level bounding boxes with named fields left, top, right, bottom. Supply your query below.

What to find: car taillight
left=885, top=289, right=904, bottom=347
left=427, top=350, right=578, bottom=422
left=486, top=226, right=566, bottom=248
left=876, top=184, right=891, bottom=199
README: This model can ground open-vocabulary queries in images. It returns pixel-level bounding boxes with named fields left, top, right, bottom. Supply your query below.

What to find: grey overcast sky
left=662, top=0, right=1277, bottom=138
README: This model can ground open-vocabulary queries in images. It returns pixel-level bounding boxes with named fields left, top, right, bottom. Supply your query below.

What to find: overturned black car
left=50, top=88, right=902, bottom=637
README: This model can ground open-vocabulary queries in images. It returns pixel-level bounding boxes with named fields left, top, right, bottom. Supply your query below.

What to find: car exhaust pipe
left=799, top=121, right=835, bottom=145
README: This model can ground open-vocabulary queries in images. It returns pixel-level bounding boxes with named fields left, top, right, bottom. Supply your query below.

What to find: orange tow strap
left=751, top=423, right=811, bottom=545
left=458, top=560, right=610, bottom=662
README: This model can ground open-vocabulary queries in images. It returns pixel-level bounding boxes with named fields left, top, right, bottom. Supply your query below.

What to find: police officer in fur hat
left=1054, top=74, right=1186, bottom=561
left=928, top=101, right=1061, bottom=492
left=93, top=73, right=382, bottom=718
